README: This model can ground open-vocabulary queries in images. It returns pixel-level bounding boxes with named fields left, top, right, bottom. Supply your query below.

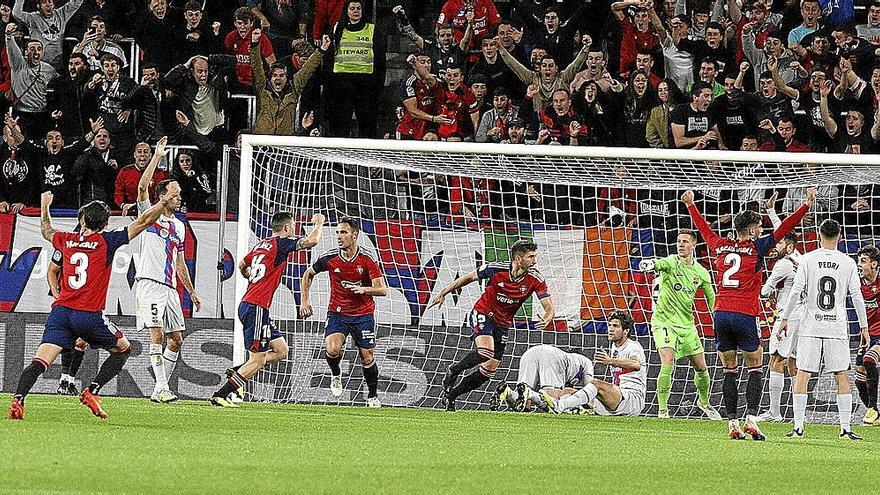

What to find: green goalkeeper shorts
left=651, top=324, right=704, bottom=360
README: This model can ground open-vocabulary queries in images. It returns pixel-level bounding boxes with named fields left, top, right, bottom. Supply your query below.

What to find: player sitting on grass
left=540, top=311, right=647, bottom=417
left=855, top=245, right=880, bottom=425
left=300, top=217, right=388, bottom=408
left=210, top=212, right=325, bottom=407
left=8, top=191, right=173, bottom=420
left=779, top=219, right=868, bottom=440
left=430, top=239, right=554, bottom=412
left=639, top=229, right=721, bottom=421
left=685, top=188, right=814, bottom=441
left=493, top=344, right=593, bottom=411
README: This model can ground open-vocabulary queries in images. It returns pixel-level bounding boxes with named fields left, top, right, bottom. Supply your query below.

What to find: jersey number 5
left=249, top=254, right=266, bottom=283
left=721, top=252, right=741, bottom=288
left=68, top=252, right=89, bottom=290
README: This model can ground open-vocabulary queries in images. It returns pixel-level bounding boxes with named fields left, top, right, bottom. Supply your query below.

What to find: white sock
left=769, top=371, right=784, bottom=417
left=528, top=389, right=543, bottom=405
left=838, top=394, right=852, bottom=433
left=506, top=387, right=519, bottom=401
left=60, top=373, right=72, bottom=383
left=163, top=348, right=179, bottom=380
left=793, top=393, right=807, bottom=431
left=150, top=343, right=167, bottom=391
left=559, top=383, right=598, bottom=411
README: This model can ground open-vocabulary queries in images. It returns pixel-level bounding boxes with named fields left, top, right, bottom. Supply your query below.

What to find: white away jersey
left=521, top=345, right=594, bottom=387
left=762, top=257, right=804, bottom=321
left=782, top=248, right=867, bottom=339
left=564, top=351, right=594, bottom=387
left=136, top=199, right=185, bottom=287
left=609, top=339, right=647, bottom=396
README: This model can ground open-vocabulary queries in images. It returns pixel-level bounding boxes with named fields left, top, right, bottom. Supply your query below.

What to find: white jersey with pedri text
left=782, top=248, right=868, bottom=339
left=136, top=199, right=186, bottom=287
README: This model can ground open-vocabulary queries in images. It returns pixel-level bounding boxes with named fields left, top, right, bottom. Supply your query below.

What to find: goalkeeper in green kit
left=640, top=229, right=722, bottom=420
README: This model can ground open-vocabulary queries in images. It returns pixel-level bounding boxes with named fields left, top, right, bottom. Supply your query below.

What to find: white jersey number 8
left=249, top=254, right=266, bottom=283
left=68, top=252, right=89, bottom=289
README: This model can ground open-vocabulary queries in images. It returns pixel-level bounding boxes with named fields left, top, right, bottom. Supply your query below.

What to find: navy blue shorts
left=714, top=310, right=760, bottom=353
left=43, top=306, right=123, bottom=351
left=325, top=313, right=376, bottom=349
left=239, top=302, right=283, bottom=353
left=855, top=335, right=880, bottom=366
left=469, top=310, right=508, bottom=360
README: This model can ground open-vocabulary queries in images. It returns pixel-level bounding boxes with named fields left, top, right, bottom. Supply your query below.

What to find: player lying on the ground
left=492, top=344, right=593, bottom=411
left=854, top=245, right=880, bottom=425
left=430, top=239, right=554, bottom=412
left=759, top=232, right=801, bottom=422
left=300, top=217, right=387, bottom=408
left=685, top=187, right=814, bottom=441
left=210, top=212, right=325, bottom=407
left=8, top=191, right=175, bottom=420
left=639, top=229, right=720, bottom=420
left=540, top=311, right=647, bottom=417
left=48, top=251, right=88, bottom=395
left=778, top=219, right=868, bottom=440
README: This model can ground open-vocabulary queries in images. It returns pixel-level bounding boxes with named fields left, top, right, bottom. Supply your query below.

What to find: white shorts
left=769, top=318, right=799, bottom=359
left=517, top=349, right=566, bottom=389
left=135, top=278, right=185, bottom=333
left=796, top=336, right=850, bottom=373
left=593, top=388, right=645, bottom=417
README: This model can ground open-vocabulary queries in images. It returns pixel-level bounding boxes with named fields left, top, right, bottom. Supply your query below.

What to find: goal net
left=236, top=136, right=880, bottom=423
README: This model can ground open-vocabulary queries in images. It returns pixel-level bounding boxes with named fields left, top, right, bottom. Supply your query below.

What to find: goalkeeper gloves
left=638, top=259, right=656, bottom=272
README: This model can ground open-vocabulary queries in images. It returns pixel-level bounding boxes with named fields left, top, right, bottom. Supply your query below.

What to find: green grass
left=0, top=393, right=876, bottom=494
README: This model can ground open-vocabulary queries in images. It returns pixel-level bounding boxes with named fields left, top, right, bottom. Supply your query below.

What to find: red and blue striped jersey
left=241, top=236, right=303, bottom=309
left=311, top=248, right=382, bottom=316
left=473, top=262, right=549, bottom=328
left=51, top=229, right=129, bottom=312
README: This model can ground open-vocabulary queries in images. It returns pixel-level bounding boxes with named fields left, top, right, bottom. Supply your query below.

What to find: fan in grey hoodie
left=13, top=0, right=83, bottom=69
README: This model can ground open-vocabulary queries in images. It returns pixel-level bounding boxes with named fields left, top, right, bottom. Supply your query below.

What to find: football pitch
left=1, top=394, right=876, bottom=494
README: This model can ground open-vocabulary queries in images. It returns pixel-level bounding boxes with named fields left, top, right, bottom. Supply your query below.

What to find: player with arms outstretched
left=639, top=230, right=720, bottom=420
left=210, top=212, right=325, bottom=407
left=8, top=191, right=174, bottom=420
left=684, top=187, right=814, bottom=440
left=779, top=219, right=868, bottom=440
left=855, top=245, right=880, bottom=425
left=493, top=344, right=593, bottom=411
left=133, top=137, right=202, bottom=403
left=758, top=232, right=801, bottom=422
left=430, top=239, right=554, bottom=412
left=542, top=311, right=647, bottom=416
left=300, top=217, right=388, bottom=408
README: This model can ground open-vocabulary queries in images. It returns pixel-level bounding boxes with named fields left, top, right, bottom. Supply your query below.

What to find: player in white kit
left=758, top=232, right=801, bottom=422
left=778, top=219, right=868, bottom=440
left=134, top=137, right=202, bottom=403
left=492, top=344, right=594, bottom=411
left=541, top=311, right=647, bottom=417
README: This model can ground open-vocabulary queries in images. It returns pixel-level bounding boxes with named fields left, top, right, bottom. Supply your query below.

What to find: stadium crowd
left=0, top=0, right=878, bottom=218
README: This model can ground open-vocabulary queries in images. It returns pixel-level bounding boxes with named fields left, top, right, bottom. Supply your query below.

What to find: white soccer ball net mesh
left=237, top=137, right=880, bottom=423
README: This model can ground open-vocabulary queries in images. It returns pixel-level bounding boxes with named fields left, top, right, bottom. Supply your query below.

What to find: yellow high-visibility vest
left=334, top=23, right=375, bottom=74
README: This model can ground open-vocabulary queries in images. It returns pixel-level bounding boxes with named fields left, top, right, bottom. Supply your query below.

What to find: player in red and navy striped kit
left=429, top=239, right=554, bottom=411
left=210, top=212, right=325, bottom=407
left=8, top=191, right=172, bottom=420
left=684, top=188, right=814, bottom=440
left=300, top=217, right=388, bottom=408
left=855, top=245, right=880, bottom=424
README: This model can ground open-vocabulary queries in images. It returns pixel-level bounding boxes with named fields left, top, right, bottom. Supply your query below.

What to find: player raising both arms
left=492, top=344, right=593, bottom=412
left=758, top=232, right=801, bottom=422
left=684, top=187, right=814, bottom=440
left=210, top=212, right=325, bottom=407
left=779, top=219, right=868, bottom=440
left=430, top=239, right=554, bottom=412
left=8, top=192, right=174, bottom=420
left=639, top=230, right=720, bottom=420
left=300, top=217, right=388, bottom=408
left=541, top=311, right=647, bottom=417
left=134, top=137, right=202, bottom=404
left=855, top=245, right=880, bottom=425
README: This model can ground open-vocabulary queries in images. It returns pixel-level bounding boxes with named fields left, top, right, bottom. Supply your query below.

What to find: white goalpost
left=237, top=134, right=880, bottom=422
